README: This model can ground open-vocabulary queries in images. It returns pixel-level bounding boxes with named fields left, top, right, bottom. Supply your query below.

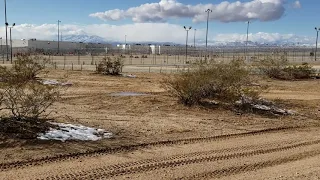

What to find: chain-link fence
left=1, top=46, right=320, bottom=73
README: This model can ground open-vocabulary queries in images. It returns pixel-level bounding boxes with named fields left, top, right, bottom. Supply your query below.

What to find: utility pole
left=245, top=21, right=251, bottom=57
left=9, top=23, right=15, bottom=63
left=4, top=0, right=9, bottom=61
left=184, top=26, right=192, bottom=63
left=205, top=9, right=212, bottom=57
left=57, top=20, right=61, bottom=54
left=315, top=27, right=320, bottom=61
left=0, top=37, right=3, bottom=63
left=124, top=35, right=127, bottom=54
left=194, top=29, right=196, bottom=48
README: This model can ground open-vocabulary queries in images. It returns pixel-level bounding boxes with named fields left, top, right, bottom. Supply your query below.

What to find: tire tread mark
left=0, top=126, right=298, bottom=171
left=44, top=139, right=320, bottom=180
left=178, top=150, right=320, bottom=180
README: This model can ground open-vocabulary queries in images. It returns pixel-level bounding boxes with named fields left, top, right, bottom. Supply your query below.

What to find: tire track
left=178, top=150, right=320, bottom=180
left=43, top=139, right=320, bottom=180
left=0, top=126, right=299, bottom=171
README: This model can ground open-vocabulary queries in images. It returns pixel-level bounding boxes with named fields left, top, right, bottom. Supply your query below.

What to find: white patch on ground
left=37, top=122, right=112, bottom=142
left=236, top=96, right=296, bottom=115
left=122, top=74, right=137, bottom=78
left=109, top=92, right=149, bottom=97
left=42, top=80, right=73, bottom=86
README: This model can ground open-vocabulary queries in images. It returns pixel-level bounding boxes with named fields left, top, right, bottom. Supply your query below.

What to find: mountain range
left=62, top=34, right=315, bottom=48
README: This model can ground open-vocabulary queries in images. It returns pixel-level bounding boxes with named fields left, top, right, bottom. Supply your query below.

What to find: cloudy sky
left=0, top=0, right=318, bottom=44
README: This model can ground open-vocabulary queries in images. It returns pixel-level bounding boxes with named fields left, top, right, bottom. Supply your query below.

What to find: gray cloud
left=292, top=1, right=301, bottom=9
left=90, top=0, right=287, bottom=23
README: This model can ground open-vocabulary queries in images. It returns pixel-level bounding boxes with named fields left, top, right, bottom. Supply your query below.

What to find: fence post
left=78, top=53, right=80, bottom=65
left=63, top=55, right=66, bottom=70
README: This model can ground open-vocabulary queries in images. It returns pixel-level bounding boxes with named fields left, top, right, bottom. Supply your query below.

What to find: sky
left=0, top=0, right=319, bottom=45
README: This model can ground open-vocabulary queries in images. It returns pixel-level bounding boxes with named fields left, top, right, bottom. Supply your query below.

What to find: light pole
left=315, top=27, right=320, bottom=61
left=184, top=26, right=192, bottom=63
left=124, top=35, right=127, bottom=54
left=205, top=9, right=212, bottom=55
left=0, top=37, right=3, bottom=63
left=245, top=21, right=251, bottom=56
left=4, top=0, right=9, bottom=61
left=57, top=20, right=61, bottom=54
left=9, top=23, right=15, bottom=63
left=194, top=29, right=196, bottom=48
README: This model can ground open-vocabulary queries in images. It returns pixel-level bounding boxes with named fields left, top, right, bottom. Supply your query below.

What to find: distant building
left=9, top=39, right=112, bottom=54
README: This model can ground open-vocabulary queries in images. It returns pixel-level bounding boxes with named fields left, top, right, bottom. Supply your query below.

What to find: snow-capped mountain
left=62, top=35, right=108, bottom=44
left=60, top=34, right=315, bottom=47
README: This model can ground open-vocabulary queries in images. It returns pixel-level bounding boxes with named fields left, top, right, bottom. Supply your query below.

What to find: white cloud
left=0, top=23, right=204, bottom=43
left=215, top=32, right=313, bottom=44
left=292, top=1, right=301, bottom=9
left=90, top=0, right=287, bottom=23
left=0, top=23, right=314, bottom=45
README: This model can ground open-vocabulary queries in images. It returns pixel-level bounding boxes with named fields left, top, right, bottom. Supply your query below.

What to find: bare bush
left=1, top=82, right=59, bottom=120
left=165, top=60, right=264, bottom=106
left=97, top=57, right=124, bottom=75
left=0, top=55, right=60, bottom=121
left=257, top=56, right=316, bottom=80
left=0, top=55, right=50, bottom=84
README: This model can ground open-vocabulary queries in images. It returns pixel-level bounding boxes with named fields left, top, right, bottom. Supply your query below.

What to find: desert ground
left=0, top=68, right=320, bottom=179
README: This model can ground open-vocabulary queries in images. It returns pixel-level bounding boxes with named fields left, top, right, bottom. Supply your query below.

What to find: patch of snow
left=109, top=92, right=149, bottom=97
left=122, top=74, right=137, bottom=78
left=41, top=80, right=73, bottom=86
left=42, top=80, right=60, bottom=85
left=253, top=104, right=272, bottom=111
left=236, top=96, right=295, bottom=116
left=37, top=122, right=112, bottom=142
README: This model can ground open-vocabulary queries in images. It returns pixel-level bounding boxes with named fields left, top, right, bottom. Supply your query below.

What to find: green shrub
left=165, top=60, right=263, bottom=106
left=97, top=57, right=124, bottom=75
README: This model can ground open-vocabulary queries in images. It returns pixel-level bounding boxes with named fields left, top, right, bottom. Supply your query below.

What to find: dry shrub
left=0, top=55, right=50, bottom=84
left=165, top=60, right=264, bottom=106
left=0, top=55, right=60, bottom=121
left=283, top=63, right=316, bottom=79
left=1, top=82, right=59, bottom=120
left=257, top=56, right=316, bottom=80
left=97, top=57, right=124, bottom=75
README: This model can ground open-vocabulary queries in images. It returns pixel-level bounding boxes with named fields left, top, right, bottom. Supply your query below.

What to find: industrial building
left=6, top=39, right=112, bottom=55
left=115, top=44, right=188, bottom=55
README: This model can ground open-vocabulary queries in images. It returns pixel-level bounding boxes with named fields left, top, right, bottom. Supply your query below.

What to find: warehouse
left=8, top=39, right=112, bottom=55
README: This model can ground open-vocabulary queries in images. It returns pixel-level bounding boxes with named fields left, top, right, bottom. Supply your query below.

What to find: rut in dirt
left=0, top=126, right=300, bottom=171
left=43, top=139, right=320, bottom=180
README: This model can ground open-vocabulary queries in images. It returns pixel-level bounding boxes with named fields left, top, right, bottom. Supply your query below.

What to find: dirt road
left=1, top=126, right=320, bottom=179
